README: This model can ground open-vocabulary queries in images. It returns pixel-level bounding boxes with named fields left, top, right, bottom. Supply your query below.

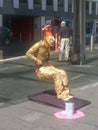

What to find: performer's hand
left=36, top=59, right=43, bottom=66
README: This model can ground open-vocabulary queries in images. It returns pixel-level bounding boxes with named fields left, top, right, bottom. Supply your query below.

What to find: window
left=92, top=2, right=96, bottom=13
left=34, top=0, right=41, bottom=4
left=86, top=1, right=89, bottom=11
left=96, top=23, right=98, bottom=34
left=20, top=0, right=27, bottom=3
left=58, top=0, right=64, bottom=7
left=46, top=0, right=52, bottom=6
left=86, top=21, right=93, bottom=34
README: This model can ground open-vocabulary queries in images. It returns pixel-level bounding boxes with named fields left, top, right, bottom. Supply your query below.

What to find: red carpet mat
left=29, top=89, right=91, bottom=110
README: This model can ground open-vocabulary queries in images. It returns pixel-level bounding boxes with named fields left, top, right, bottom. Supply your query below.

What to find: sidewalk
left=0, top=45, right=98, bottom=130
left=0, top=73, right=98, bottom=130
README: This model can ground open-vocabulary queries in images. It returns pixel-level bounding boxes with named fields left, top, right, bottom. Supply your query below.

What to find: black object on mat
left=29, top=89, right=91, bottom=110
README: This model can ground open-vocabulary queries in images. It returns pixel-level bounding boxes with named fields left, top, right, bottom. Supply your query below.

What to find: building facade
left=0, top=0, right=73, bottom=43
left=0, top=0, right=98, bottom=58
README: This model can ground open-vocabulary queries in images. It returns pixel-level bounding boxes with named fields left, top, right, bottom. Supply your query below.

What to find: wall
left=34, top=17, right=41, bottom=42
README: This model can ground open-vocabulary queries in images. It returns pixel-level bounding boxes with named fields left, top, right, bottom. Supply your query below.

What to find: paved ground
left=0, top=41, right=32, bottom=59
left=0, top=45, right=98, bottom=130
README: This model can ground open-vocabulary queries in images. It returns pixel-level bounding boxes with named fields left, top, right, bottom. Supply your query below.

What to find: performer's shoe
left=63, top=95, right=73, bottom=101
left=57, top=93, right=73, bottom=101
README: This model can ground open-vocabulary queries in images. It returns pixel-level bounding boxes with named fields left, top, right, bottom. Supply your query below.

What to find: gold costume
left=26, top=25, right=73, bottom=101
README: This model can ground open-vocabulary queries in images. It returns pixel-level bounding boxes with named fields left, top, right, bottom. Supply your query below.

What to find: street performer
left=26, top=24, right=73, bottom=101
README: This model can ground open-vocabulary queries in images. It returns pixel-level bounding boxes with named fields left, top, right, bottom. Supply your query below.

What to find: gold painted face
left=45, top=35, right=55, bottom=47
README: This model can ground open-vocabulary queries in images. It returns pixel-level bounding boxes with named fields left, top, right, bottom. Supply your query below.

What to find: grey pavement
left=0, top=45, right=98, bottom=130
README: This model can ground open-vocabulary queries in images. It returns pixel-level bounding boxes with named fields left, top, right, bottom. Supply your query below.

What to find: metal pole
left=73, top=0, right=85, bottom=65
left=90, top=34, right=94, bottom=51
left=79, top=0, right=86, bottom=65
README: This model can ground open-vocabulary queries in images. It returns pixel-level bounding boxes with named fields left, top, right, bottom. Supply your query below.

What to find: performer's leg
left=54, top=69, right=73, bottom=100
left=35, top=66, right=55, bottom=80
left=35, top=66, right=73, bottom=101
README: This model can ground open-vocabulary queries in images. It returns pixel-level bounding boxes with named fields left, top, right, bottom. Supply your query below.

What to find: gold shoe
left=57, top=93, right=73, bottom=101
left=63, top=95, right=73, bottom=101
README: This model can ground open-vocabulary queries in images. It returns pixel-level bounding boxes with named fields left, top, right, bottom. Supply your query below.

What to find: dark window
left=86, top=1, right=89, bottom=11
left=19, top=0, right=27, bottom=3
left=34, top=0, right=41, bottom=4
left=96, top=23, right=98, bottom=34
left=86, top=21, right=93, bottom=34
left=58, top=0, right=64, bottom=7
left=92, top=2, right=95, bottom=10
left=68, top=0, right=72, bottom=10
left=46, top=0, right=52, bottom=6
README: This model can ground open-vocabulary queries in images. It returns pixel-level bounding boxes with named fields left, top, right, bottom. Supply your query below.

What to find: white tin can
left=65, top=102, right=74, bottom=116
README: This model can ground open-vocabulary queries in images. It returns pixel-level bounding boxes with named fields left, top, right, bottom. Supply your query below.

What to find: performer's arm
left=26, top=44, right=38, bottom=62
left=26, top=43, right=42, bottom=66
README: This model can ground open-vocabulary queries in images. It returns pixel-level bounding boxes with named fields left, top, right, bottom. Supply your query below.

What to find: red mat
left=29, top=89, right=91, bottom=110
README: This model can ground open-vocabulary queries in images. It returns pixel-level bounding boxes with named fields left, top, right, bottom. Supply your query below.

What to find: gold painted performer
left=26, top=25, right=73, bottom=101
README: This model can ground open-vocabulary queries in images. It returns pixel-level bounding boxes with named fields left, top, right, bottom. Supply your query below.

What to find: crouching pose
left=26, top=25, right=73, bottom=101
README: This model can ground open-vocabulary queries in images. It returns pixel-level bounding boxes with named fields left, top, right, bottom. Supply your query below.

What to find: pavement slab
left=0, top=47, right=98, bottom=130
